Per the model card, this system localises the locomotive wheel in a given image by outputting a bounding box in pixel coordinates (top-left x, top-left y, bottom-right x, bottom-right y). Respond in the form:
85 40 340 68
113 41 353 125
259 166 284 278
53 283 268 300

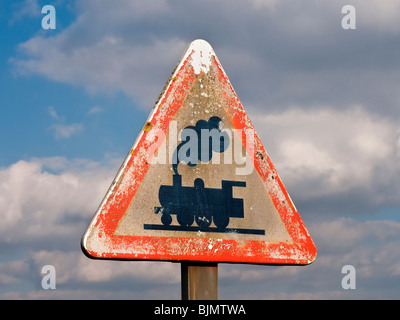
161 213 172 226
214 214 229 231
195 214 212 230
177 211 194 228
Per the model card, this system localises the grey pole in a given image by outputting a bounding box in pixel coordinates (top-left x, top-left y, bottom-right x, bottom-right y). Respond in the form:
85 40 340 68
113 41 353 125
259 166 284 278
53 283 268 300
181 262 218 300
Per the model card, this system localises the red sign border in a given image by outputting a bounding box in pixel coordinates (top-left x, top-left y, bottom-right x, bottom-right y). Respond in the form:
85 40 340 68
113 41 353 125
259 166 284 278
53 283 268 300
81 40 317 265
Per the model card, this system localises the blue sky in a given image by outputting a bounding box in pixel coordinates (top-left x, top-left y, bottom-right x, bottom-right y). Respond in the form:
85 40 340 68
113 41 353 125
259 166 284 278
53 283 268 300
1 0 400 299
0 1 148 166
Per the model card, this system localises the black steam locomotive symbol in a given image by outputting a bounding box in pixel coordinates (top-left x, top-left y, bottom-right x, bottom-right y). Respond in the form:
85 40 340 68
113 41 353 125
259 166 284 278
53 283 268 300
154 174 246 231
143 116 265 235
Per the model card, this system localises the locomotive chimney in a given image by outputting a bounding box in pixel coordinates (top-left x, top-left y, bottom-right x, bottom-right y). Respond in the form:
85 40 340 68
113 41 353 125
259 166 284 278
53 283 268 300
173 174 182 187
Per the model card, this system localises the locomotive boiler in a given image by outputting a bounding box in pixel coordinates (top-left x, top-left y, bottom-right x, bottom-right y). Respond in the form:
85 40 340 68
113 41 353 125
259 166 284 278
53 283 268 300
154 174 246 231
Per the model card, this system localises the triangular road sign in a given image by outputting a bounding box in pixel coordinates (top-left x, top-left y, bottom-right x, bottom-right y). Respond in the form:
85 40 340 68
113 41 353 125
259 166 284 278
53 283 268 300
81 39 317 265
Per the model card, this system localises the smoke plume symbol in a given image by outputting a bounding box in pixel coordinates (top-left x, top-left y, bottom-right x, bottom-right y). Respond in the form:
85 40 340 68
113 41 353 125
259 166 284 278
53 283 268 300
172 116 229 174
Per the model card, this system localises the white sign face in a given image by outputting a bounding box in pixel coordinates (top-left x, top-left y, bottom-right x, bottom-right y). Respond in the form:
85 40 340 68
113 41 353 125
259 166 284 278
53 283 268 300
81 39 317 265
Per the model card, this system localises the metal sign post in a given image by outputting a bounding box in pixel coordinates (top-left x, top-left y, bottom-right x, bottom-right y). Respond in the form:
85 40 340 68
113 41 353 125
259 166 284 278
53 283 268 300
181 262 218 300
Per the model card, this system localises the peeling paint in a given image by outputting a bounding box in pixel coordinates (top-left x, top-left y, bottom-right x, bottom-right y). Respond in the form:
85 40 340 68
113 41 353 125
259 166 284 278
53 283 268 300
185 39 213 75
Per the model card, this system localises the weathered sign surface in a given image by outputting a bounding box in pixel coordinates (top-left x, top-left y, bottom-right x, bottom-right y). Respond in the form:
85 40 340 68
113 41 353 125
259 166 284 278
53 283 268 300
81 39 317 265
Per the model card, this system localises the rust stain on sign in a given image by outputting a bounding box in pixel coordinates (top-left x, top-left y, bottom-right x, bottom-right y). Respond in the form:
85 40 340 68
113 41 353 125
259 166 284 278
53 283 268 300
81 39 317 265
143 122 153 132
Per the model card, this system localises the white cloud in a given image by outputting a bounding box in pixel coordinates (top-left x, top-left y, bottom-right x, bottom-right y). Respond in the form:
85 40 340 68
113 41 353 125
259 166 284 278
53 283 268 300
0 156 399 299
248 0 279 11
289 0 400 34
49 122 83 139
14 32 186 108
0 156 182 299
2 216 399 299
30 250 180 287
0 157 117 244
0 259 30 286
252 106 400 209
87 105 103 115
9 0 40 24
10 0 400 113
219 217 400 299
47 106 83 139
48 106 59 120
310 218 400 252
76 0 171 21
352 0 400 33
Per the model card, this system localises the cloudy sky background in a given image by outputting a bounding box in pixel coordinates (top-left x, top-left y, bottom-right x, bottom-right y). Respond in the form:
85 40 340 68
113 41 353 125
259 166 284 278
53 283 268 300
1 0 400 299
